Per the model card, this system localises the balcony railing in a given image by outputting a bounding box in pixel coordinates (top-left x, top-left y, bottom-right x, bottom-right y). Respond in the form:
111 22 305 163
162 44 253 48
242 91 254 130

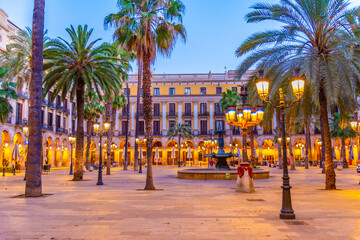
214 111 225 116
56 127 68 134
17 91 28 99
42 124 48 130
119 132 131 136
41 100 47 105
63 108 70 114
198 131 209 136
121 112 129 117
167 112 177 117
55 105 63 111
139 131 145 136
199 112 209 116
47 125 54 132
153 132 162 136
183 112 193 117
153 112 161 117
15 119 28 126
48 102 55 108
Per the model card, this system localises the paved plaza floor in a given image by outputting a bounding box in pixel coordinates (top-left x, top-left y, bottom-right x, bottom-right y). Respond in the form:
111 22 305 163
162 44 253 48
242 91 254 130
0 166 359 240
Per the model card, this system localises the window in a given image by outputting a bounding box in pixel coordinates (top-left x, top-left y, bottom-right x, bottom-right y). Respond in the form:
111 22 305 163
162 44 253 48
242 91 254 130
200 103 207 115
169 120 176 129
56 95 61 107
122 104 129 114
153 121 161 135
215 120 224 131
169 87 175 95
184 120 192 128
232 87 238 92
16 103 22 124
64 99 68 110
41 110 44 125
154 88 160 95
72 119 75 134
63 117 67 129
48 112 53 127
56 115 61 128
184 103 191 116
185 87 191 95
169 103 176 115
121 121 128 135
216 87 222 95
153 103 160 116
214 103 222 114
200 120 207 134
123 88 130 95
139 103 144 115
48 91 52 103
139 121 145 135
200 87 206 95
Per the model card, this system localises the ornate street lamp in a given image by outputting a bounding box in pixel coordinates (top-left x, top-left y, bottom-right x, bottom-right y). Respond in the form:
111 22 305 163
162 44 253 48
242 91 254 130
225 85 264 164
93 118 110 185
136 138 146 173
255 69 305 220
69 135 76 175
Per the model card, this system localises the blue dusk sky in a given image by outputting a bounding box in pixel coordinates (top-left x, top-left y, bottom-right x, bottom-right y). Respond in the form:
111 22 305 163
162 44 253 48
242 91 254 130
0 0 358 74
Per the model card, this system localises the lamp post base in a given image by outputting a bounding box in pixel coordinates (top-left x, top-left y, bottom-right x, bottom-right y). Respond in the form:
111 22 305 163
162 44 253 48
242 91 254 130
280 211 296 219
96 180 103 185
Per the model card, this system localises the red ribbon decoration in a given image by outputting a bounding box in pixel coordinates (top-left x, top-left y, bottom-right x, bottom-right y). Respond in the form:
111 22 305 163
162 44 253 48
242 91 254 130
237 165 253 179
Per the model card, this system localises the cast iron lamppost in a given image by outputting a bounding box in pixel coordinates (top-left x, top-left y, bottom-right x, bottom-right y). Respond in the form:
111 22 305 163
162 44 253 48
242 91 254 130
225 85 264 163
255 69 305 219
93 119 110 185
69 135 76 175
136 138 146 173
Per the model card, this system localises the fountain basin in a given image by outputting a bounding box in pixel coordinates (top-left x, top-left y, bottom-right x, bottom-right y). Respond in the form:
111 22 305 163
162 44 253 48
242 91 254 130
177 168 269 180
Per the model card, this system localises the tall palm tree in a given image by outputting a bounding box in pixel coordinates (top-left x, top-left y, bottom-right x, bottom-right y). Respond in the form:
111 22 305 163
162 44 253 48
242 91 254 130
43 25 124 181
84 91 105 170
330 112 356 168
0 68 18 123
166 122 193 167
25 0 45 197
236 0 359 189
104 0 186 190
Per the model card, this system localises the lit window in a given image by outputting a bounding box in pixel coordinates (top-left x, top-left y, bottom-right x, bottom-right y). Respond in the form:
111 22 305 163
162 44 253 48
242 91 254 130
185 87 191 95
154 88 160 95
169 88 175 95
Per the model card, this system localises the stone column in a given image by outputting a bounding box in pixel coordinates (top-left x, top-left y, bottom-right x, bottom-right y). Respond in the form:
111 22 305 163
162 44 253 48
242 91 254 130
60 112 64 128
52 111 56 130
44 106 48 126
51 143 55 168
209 101 214 132
194 102 198 135
178 101 182 123
23 99 28 122
162 102 167 136
59 146 63 167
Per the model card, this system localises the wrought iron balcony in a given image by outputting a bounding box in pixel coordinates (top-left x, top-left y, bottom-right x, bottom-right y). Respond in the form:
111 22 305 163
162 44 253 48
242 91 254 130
167 112 177 117
199 112 209 116
183 112 193 117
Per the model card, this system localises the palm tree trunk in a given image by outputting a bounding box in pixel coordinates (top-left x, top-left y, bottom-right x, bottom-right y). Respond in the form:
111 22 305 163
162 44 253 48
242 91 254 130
143 52 155 190
305 118 311 169
111 106 117 165
250 127 255 165
319 83 336 189
25 0 44 197
320 115 326 172
341 138 347 168
276 109 282 169
85 120 92 170
73 78 85 181
105 100 112 175
134 59 142 171
124 80 130 170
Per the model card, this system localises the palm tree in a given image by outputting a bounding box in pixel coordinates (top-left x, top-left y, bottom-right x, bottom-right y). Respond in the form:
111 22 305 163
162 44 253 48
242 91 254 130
84 91 105 170
104 0 186 190
236 0 359 189
219 88 241 148
0 68 18 123
43 25 124 181
330 113 356 168
25 0 45 197
166 122 193 167
0 27 49 87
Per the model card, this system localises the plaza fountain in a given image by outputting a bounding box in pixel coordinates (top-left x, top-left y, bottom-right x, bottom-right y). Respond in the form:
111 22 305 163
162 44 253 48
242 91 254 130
177 129 269 180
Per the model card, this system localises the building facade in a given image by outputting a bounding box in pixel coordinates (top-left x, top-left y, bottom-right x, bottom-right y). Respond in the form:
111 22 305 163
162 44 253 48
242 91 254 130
0 9 359 170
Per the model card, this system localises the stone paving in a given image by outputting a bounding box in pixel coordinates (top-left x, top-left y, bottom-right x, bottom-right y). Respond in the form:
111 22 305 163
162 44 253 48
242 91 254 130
0 166 359 240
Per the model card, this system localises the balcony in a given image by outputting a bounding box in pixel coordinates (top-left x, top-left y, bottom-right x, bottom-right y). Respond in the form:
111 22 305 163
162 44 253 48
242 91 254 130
139 131 145 136
6 118 12 124
233 130 241 136
42 124 48 130
198 131 209 136
119 132 131 136
55 105 63 111
15 119 28 126
17 91 28 99
47 125 54 132
214 111 225 116
183 112 193 117
153 112 161 117
153 132 162 136
167 112 177 117
41 100 47 105
48 102 55 108
199 112 209 116
63 108 70 114
121 112 129 118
